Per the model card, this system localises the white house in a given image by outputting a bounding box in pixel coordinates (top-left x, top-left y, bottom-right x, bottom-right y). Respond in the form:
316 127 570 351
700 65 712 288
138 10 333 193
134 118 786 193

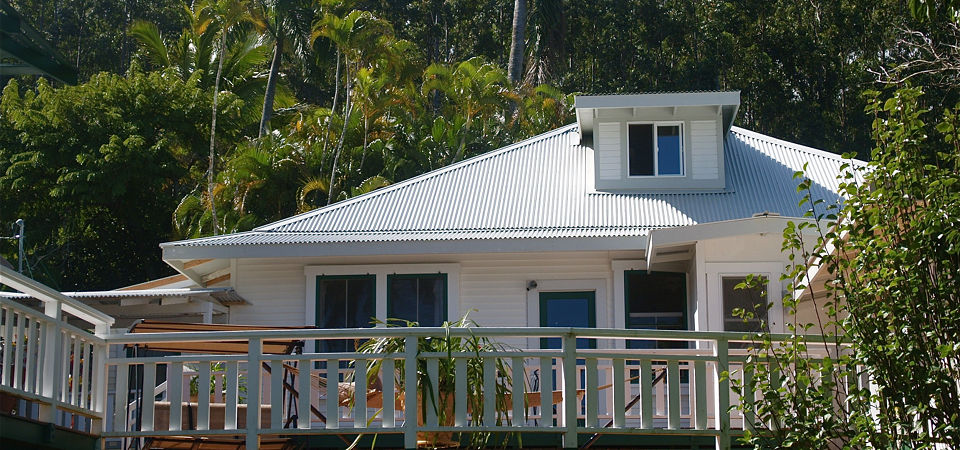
0 91 859 449
153 91 847 339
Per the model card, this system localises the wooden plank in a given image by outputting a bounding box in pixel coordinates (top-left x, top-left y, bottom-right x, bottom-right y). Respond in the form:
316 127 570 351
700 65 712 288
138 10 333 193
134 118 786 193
483 357 496 426
80 343 91 409
297 361 311 429
2 308 12 386
197 363 211 430
326 360 339 429
539 357 553 427
113 364 128 432
59 331 70 402
382 358 395 428
454 358 467 427
25 319 38 393
70 336 81 405
246 338 262 449
224 361 239 430
715 340 731 450
167 363 183 431
585 358 598 428
426 358 438 426
511 357 525 426
639 360 653 429
694 360 707 430
354 358 367 428
612 359 625 428
561 335 577 448
270 360 283 428
667 360 680 429
743 364 755 432
141 362 156 432
403 336 418 449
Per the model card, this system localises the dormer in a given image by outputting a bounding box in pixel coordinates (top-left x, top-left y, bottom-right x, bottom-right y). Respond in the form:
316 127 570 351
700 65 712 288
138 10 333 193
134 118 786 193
575 91 740 191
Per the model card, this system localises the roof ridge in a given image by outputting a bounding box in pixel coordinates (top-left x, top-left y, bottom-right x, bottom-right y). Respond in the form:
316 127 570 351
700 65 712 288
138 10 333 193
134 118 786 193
254 124 579 232
729 126 867 165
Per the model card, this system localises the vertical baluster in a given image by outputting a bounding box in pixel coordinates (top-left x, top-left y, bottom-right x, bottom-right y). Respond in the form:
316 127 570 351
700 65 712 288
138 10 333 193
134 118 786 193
403 336 418 450
114 364 129 432
382 358 395 428
561 335 578 448
247 338 262 448
81 343 92 409
25 318 38 393
59 331 70 402
585 358 598 428
454 357 467 427
511 357 525 426
224 361 239 430
667 360 680 429
70 336 81 406
2 308 12 386
141 362 156 432
715 339 731 450
168 362 183 431
639 360 653 429
297 359 311 429
354 358 367 429
743 364 755 432
12 313 24 390
768 362 782 431
326 359 339 429
612 359 625 428
483 357 497 426
539 357 553 427
694 360 707 430
197 363 211 430
270 360 283 429
92 340 108 417
425 357 439 427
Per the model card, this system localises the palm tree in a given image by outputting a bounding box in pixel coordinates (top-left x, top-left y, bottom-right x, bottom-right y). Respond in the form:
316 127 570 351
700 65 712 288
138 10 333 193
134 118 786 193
508 0 527 85
525 0 565 86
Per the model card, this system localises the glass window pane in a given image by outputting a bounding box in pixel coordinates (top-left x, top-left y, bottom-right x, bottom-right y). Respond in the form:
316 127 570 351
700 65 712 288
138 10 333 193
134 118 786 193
657 125 682 175
722 276 768 332
347 278 376 328
417 275 446 327
388 277 419 324
318 279 347 329
541 293 595 349
629 124 654 176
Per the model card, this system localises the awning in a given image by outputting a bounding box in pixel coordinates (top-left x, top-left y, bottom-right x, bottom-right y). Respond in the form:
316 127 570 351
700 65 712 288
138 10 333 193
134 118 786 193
126 320 312 355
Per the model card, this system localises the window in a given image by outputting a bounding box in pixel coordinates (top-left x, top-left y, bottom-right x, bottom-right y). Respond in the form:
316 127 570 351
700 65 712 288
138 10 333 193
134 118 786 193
316 275 375 352
722 276 768 332
628 123 684 176
624 271 686 349
387 274 447 327
539 291 596 349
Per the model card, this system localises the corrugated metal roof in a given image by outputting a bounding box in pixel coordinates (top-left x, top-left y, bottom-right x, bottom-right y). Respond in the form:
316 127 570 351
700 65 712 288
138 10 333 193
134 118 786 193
163 124 860 249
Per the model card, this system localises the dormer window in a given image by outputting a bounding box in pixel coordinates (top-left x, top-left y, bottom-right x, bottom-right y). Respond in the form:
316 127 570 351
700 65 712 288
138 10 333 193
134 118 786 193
628 123 684 176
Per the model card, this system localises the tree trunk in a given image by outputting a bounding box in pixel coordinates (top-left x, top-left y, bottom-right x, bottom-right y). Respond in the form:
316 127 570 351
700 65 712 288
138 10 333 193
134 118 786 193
327 57 352 205
208 31 227 235
259 36 283 138
507 0 527 85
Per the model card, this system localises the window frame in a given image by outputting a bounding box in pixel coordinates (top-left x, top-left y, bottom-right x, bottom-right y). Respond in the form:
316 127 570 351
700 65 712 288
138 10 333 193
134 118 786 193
314 274 377 353
626 121 686 178
386 273 449 327
704 262 785 333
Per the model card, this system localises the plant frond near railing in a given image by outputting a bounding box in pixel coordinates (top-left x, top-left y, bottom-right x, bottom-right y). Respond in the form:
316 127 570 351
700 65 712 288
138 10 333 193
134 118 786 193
356 312 518 448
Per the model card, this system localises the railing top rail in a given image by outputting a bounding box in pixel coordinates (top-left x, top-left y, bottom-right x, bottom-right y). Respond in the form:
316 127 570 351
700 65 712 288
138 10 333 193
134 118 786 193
0 295 107 344
0 265 114 328
104 325 849 345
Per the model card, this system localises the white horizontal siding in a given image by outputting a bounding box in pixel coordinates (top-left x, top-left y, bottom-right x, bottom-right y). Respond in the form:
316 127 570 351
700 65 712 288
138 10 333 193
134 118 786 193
231 260 308 326
690 120 719 180
596 122 622 180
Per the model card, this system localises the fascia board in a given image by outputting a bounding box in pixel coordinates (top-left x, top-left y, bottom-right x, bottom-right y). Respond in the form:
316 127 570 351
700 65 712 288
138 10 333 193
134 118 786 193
162 235 649 261
575 91 741 109
648 216 816 250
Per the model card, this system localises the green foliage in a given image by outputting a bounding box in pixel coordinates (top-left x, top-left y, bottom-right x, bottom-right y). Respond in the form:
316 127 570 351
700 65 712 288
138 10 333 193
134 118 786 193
734 87 960 448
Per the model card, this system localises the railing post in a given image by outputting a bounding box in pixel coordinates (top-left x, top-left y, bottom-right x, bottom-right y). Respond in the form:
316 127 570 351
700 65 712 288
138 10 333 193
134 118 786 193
91 323 109 434
246 338 262 449
714 338 730 450
404 335 418 449
561 333 578 449
39 300 62 423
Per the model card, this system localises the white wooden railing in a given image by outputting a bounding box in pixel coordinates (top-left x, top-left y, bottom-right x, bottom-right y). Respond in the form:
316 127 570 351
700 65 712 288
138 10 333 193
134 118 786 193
0 265 114 432
100 327 850 449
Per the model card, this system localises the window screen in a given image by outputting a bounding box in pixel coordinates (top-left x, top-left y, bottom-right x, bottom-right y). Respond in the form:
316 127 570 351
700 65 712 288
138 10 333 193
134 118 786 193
317 276 375 352
628 124 654 176
625 271 686 349
387 274 447 327
722 276 768 332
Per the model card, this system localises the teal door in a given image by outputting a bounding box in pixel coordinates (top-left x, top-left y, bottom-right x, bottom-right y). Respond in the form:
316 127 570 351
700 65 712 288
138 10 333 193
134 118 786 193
539 291 596 349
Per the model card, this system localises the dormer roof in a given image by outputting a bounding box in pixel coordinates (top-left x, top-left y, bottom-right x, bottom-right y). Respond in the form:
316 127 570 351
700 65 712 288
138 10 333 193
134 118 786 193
575 91 741 141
